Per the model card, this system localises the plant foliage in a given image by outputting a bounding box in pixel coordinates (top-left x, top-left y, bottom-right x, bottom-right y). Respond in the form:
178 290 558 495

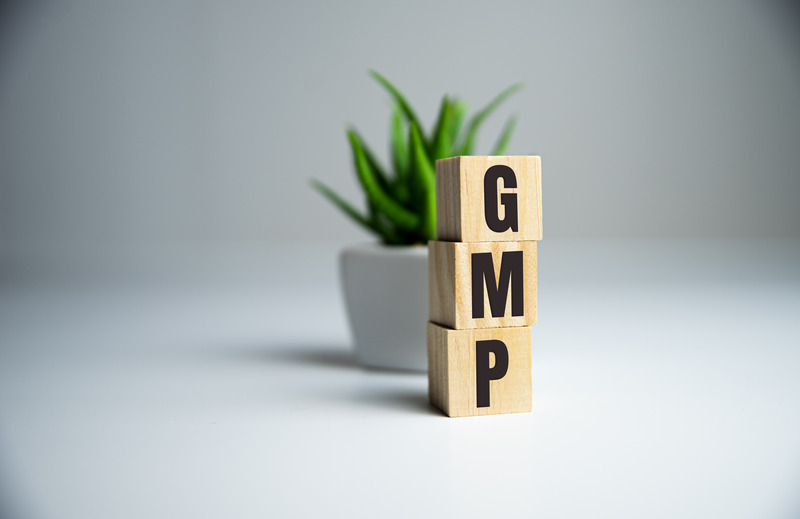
312 70 522 245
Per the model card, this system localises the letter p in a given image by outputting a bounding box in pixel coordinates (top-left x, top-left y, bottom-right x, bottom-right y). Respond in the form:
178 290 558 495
476 340 509 408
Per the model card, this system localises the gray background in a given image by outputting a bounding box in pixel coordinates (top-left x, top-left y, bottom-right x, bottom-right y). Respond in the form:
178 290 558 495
2 3 800 518
1 0 799 259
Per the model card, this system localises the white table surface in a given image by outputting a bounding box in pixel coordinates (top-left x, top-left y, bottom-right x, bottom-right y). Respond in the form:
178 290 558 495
1 240 799 519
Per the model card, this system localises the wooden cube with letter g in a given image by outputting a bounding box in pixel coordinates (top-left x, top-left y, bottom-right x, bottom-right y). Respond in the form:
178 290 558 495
427 322 532 417
436 156 542 243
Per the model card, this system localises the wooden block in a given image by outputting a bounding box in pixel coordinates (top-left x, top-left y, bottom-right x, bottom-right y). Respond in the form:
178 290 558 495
436 156 543 242
428 240 537 330
427 322 532 417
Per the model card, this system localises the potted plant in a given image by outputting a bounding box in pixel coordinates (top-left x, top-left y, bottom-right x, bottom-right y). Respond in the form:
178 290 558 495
312 70 521 371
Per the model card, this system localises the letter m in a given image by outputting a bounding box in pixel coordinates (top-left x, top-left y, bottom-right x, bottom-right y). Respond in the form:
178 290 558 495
471 251 524 319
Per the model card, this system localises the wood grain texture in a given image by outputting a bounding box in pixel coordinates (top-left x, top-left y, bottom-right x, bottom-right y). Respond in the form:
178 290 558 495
436 156 543 243
427 322 532 417
428 240 537 330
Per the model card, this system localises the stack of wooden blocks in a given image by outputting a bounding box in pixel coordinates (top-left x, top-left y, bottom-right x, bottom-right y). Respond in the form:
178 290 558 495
428 156 543 417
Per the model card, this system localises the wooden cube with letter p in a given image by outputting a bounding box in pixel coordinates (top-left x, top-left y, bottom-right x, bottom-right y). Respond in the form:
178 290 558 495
428 322 532 417
436 156 542 243
429 240 537 330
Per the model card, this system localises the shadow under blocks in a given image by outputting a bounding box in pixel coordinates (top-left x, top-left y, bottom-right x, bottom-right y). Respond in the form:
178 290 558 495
428 156 542 417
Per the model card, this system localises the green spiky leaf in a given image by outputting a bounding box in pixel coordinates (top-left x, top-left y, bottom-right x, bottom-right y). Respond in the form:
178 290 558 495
430 96 455 161
348 130 419 231
409 122 436 241
351 129 392 194
389 103 410 202
459 83 522 155
491 116 517 155
369 70 426 140
311 179 381 235
448 100 467 149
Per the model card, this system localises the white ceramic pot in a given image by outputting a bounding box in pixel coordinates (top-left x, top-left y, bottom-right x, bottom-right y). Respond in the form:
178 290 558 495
340 243 428 371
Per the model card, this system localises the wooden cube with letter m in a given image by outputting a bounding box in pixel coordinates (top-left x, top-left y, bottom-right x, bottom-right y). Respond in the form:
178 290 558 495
429 240 537 330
